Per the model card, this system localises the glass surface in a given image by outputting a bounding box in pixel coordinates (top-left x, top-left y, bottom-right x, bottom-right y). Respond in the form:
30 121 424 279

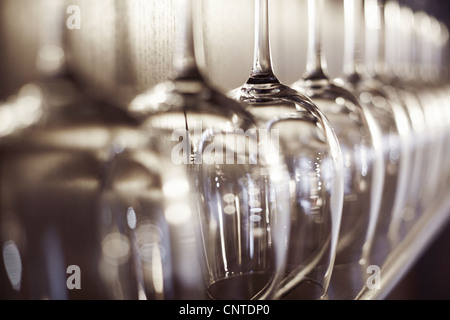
97 131 205 299
409 11 448 212
336 0 412 264
291 0 382 268
377 1 445 243
125 0 291 300
0 0 139 299
378 1 427 243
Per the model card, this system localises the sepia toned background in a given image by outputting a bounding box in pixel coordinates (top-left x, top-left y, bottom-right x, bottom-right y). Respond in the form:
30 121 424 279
0 0 449 299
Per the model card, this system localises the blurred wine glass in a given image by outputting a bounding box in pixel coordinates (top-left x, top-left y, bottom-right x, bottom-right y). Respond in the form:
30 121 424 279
126 0 292 300
292 0 382 271
0 0 139 299
336 0 412 265
434 23 450 192
229 0 344 300
97 130 205 299
380 1 444 243
410 11 449 211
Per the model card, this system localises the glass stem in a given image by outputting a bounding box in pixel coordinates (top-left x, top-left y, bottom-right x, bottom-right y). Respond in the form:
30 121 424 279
173 0 201 79
364 0 386 78
248 0 279 83
304 0 328 81
343 0 364 80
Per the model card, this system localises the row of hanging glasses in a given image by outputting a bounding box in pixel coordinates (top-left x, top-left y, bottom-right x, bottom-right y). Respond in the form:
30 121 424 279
0 0 449 300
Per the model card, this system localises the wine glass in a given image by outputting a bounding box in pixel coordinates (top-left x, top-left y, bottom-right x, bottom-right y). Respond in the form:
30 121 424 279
126 0 292 300
291 0 382 272
381 2 439 242
335 0 412 265
434 22 450 195
0 0 139 299
228 0 344 300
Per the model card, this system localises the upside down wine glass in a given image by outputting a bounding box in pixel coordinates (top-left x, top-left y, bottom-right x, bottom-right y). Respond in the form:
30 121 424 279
229 0 344 299
381 1 430 243
0 0 138 299
126 0 291 300
291 0 383 269
338 0 411 265
97 130 207 299
426 21 450 194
